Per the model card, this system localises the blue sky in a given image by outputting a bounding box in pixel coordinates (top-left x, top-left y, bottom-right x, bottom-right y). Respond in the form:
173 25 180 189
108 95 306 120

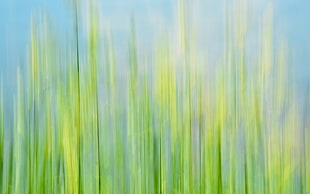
0 0 309 98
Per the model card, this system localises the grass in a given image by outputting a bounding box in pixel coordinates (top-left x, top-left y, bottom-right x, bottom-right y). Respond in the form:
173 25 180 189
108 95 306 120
0 0 309 193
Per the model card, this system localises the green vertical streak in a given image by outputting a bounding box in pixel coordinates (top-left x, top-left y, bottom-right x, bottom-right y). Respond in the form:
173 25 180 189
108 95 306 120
128 16 138 194
0 80 3 191
198 81 204 194
88 1 101 193
14 67 24 194
306 92 310 194
105 31 123 194
30 19 38 194
187 50 193 194
73 1 82 193
304 88 310 194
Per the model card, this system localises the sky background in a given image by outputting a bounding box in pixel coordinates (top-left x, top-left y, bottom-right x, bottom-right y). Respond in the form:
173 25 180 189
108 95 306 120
0 0 309 102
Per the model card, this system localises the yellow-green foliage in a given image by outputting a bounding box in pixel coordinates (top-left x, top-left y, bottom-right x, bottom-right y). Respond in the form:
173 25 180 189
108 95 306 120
0 0 309 194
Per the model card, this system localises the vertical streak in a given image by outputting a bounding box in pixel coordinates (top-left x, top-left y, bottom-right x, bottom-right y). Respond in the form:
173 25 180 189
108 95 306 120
74 2 82 193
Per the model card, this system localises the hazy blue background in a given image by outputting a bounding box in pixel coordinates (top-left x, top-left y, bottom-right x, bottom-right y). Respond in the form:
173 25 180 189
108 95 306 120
0 0 309 103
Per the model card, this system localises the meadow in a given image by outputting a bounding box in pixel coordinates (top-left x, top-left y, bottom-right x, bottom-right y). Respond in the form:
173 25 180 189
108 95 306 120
0 0 309 193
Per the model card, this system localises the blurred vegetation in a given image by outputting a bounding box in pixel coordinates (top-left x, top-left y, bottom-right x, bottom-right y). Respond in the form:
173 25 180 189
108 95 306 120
0 0 309 193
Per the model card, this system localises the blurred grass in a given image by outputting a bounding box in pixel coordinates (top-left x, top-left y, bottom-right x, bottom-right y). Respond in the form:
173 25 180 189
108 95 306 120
0 0 309 193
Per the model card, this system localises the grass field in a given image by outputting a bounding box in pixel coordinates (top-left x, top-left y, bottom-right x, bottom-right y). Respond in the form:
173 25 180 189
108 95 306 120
0 0 309 193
